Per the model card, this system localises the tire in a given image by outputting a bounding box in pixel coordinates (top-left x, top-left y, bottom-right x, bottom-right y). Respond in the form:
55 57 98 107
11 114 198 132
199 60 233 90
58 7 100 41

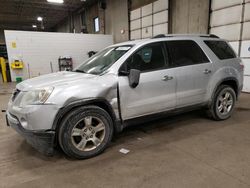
207 85 236 121
58 105 113 159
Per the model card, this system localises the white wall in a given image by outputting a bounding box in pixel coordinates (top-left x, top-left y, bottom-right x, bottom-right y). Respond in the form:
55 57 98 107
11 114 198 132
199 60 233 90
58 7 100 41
4 30 113 81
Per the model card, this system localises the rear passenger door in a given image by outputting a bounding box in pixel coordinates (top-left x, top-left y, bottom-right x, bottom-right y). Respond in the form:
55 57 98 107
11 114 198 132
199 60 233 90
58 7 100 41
166 40 213 107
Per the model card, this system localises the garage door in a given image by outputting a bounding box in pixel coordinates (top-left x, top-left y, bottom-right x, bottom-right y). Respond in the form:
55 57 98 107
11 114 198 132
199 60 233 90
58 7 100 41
209 0 250 92
130 0 169 40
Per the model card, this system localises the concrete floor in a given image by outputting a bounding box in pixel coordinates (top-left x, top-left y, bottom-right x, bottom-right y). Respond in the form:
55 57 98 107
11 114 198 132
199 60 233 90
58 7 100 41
1 83 250 188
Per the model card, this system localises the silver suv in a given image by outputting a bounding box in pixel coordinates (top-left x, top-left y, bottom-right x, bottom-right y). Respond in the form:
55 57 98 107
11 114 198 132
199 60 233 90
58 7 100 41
6 34 244 159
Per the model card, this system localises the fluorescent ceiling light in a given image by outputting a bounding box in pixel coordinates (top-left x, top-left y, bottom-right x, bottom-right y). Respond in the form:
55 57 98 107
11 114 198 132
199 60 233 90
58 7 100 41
47 0 64 3
37 16 43 21
32 25 37 28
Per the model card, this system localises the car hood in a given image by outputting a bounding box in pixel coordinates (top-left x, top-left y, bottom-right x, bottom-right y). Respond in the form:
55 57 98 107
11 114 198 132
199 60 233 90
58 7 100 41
16 71 102 91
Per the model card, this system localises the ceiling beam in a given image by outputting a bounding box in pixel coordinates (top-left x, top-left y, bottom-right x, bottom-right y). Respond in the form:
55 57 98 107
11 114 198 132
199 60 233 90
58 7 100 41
0 23 49 31
0 13 65 22
0 0 84 11
0 0 87 30
0 19 59 29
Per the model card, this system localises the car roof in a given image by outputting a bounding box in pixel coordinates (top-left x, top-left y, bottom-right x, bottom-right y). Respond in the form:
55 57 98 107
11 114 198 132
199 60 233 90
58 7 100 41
110 34 222 47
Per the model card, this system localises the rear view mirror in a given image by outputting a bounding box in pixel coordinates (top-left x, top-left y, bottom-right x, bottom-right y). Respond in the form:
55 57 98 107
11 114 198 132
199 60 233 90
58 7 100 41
129 69 140 88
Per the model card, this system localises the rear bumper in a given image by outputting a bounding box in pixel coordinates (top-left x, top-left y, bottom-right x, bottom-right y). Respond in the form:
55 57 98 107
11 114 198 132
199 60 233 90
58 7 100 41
6 112 55 155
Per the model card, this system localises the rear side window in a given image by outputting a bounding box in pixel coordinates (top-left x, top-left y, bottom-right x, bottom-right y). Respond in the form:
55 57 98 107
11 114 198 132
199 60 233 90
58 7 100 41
204 40 236 60
166 40 209 67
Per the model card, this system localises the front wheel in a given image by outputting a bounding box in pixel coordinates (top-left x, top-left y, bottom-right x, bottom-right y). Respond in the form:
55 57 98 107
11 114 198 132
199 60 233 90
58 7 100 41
208 85 236 121
58 106 113 159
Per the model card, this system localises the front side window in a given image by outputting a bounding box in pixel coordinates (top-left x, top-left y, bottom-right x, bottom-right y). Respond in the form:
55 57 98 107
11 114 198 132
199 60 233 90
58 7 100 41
204 40 236 60
166 40 209 67
75 46 132 75
124 42 166 72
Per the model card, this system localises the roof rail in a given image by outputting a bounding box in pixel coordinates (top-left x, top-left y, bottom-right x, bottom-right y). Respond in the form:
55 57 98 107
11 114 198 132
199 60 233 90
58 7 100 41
152 34 220 39
208 34 219 38
152 34 166 38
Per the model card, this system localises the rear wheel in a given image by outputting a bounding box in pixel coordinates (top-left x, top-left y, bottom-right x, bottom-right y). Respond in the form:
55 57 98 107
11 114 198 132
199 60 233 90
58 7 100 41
59 106 113 159
208 85 236 120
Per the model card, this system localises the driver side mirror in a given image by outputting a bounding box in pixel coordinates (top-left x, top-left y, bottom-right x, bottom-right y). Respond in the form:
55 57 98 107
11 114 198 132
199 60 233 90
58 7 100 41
119 66 141 88
128 69 140 88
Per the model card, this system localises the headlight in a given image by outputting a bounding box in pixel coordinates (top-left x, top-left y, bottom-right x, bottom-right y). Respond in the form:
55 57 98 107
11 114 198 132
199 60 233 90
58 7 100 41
20 87 54 107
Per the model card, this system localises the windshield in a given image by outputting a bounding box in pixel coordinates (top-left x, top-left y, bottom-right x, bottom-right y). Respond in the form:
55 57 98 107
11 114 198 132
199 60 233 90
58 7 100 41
74 45 132 75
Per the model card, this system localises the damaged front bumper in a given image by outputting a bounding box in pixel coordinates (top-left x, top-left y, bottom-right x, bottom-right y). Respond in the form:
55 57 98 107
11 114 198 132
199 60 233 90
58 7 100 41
6 111 55 155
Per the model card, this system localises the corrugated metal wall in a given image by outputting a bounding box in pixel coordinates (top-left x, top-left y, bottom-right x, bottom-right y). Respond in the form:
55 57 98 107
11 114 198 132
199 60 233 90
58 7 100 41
129 0 169 40
209 0 250 92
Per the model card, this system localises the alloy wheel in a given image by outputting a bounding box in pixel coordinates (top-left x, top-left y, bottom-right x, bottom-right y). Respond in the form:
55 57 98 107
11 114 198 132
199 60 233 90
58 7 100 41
71 116 106 152
217 91 234 116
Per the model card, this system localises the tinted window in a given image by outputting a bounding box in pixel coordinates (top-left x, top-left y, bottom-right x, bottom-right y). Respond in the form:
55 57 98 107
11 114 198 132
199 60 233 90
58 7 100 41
204 40 236 60
125 42 166 72
166 40 209 67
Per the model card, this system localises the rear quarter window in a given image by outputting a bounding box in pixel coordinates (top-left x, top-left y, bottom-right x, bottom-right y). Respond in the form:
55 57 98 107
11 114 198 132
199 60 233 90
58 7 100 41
204 40 236 60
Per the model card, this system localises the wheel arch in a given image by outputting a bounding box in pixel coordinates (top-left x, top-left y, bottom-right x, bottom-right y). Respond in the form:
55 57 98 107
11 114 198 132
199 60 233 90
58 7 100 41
52 99 122 137
210 77 239 105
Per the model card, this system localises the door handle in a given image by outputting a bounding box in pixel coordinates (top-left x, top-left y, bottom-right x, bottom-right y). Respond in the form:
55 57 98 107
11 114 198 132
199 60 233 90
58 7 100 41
203 69 212 74
162 75 173 81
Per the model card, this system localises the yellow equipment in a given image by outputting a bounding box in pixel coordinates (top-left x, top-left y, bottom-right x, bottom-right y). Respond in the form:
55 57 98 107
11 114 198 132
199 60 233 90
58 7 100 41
11 60 24 69
0 57 7 83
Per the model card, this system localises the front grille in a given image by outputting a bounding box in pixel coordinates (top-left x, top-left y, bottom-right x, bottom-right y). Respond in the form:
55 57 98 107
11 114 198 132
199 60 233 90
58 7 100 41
11 89 20 102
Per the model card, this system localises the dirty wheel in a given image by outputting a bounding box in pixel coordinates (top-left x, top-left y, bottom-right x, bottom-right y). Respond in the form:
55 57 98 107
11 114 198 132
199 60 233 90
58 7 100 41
208 85 236 121
59 105 113 159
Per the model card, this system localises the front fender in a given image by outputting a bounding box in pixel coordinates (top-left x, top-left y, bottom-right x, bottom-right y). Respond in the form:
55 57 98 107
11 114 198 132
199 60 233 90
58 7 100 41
51 98 122 133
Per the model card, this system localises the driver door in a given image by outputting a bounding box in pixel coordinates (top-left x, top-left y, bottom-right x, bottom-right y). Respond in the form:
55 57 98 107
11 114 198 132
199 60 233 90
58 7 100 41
118 42 177 120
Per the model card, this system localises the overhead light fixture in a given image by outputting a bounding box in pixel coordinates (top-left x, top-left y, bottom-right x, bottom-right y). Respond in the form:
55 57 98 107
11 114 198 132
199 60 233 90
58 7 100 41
37 16 43 21
32 25 37 28
47 0 64 3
